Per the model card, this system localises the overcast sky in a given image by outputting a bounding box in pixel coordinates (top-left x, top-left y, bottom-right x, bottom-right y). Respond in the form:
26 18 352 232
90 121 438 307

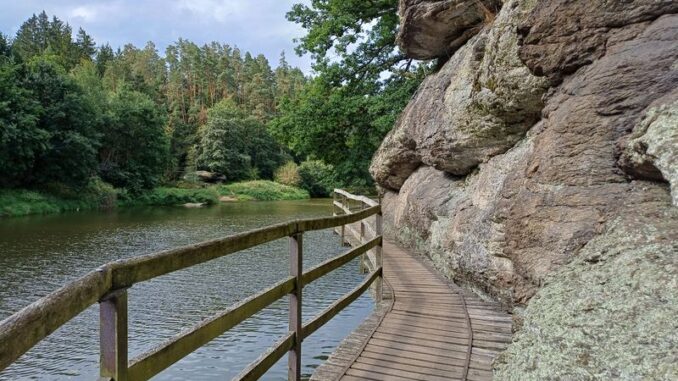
0 0 314 73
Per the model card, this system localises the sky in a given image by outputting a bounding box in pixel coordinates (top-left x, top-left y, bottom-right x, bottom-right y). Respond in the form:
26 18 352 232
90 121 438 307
0 0 314 73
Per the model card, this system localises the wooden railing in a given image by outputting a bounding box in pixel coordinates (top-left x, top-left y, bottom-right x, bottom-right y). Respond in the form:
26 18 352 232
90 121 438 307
0 190 382 381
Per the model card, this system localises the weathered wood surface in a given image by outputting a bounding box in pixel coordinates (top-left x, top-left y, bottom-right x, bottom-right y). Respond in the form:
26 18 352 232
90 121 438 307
0 267 113 371
234 332 295 381
333 189 379 207
312 236 513 381
0 202 380 375
127 277 296 380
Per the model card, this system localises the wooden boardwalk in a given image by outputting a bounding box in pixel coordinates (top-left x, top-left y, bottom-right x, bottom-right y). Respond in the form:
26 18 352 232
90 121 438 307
313 240 513 381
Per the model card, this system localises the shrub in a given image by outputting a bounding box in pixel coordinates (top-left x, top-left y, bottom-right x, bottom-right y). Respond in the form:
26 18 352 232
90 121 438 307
0 178 117 217
274 162 301 187
118 187 219 207
298 160 338 197
219 180 309 201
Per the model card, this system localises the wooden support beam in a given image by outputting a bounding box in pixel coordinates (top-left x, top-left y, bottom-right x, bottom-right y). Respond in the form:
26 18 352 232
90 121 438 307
359 221 366 273
99 289 128 381
127 277 295 380
301 236 381 286
302 268 381 339
288 233 303 381
234 332 295 381
375 211 384 301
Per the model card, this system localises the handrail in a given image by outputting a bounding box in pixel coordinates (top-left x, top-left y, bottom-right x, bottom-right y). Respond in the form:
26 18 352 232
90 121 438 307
333 189 378 207
0 190 383 381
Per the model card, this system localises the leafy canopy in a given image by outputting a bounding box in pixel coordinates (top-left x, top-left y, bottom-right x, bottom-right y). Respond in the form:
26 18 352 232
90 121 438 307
271 0 428 185
196 100 288 182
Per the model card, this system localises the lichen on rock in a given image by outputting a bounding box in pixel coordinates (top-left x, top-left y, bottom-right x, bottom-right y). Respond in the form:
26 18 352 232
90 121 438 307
372 0 678 377
621 95 678 206
494 205 678 380
371 0 548 189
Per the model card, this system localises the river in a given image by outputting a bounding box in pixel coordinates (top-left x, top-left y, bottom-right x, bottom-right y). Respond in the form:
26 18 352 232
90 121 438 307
0 200 374 380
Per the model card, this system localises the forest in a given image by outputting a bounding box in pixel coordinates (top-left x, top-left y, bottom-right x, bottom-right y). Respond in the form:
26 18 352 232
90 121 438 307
0 1 428 215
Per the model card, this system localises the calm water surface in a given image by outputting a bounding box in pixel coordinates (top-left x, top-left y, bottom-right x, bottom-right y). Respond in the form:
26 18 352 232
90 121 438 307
0 200 374 380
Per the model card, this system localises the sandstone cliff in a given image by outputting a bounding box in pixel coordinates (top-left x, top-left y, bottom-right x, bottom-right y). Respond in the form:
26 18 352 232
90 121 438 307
371 0 678 378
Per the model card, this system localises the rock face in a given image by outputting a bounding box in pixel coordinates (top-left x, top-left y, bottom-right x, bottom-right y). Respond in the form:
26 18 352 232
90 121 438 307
620 93 678 206
397 0 502 59
373 0 549 189
373 0 677 375
494 205 678 379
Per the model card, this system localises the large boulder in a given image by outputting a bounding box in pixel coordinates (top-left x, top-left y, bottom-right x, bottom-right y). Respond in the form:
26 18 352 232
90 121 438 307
397 0 502 59
494 204 678 379
372 0 548 190
373 0 678 310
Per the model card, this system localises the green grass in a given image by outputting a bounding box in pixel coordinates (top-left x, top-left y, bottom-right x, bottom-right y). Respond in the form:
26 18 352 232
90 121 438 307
120 180 308 207
0 180 309 218
218 180 309 201
118 187 220 207
0 179 116 218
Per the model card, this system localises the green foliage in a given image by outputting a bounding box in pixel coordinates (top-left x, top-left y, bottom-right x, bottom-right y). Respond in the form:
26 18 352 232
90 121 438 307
119 187 219 207
0 178 116 217
287 0 404 84
298 160 338 197
274 162 301 187
11 11 88 70
19 56 100 187
0 60 43 187
100 88 169 192
269 71 424 185
273 0 429 185
196 100 287 182
219 180 309 201
0 33 10 57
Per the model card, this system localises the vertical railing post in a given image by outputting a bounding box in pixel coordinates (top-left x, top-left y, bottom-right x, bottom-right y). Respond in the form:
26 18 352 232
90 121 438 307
358 220 366 273
332 191 337 218
375 210 383 301
288 233 303 381
99 289 128 381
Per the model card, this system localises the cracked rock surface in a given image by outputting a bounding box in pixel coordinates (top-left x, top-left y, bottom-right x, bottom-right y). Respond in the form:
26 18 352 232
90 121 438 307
373 0 677 376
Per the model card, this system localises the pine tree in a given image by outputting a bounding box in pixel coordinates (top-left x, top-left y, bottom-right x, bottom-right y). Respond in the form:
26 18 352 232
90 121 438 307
75 28 96 61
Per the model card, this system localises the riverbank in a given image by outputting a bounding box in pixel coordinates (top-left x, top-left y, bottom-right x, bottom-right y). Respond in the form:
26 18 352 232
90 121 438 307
0 180 310 218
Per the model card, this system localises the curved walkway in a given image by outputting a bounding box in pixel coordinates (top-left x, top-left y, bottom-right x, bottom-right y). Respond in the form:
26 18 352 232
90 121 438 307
312 240 513 381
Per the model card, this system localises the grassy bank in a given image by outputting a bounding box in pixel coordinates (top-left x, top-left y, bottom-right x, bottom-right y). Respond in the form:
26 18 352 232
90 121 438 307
1 180 310 218
0 179 116 218
218 180 310 201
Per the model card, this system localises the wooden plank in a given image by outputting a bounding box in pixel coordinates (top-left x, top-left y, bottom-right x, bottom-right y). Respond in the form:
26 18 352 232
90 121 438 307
99 289 128 381
357 350 469 373
302 268 381 339
302 236 381 286
234 332 295 381
289 234 302 381
368 336 470 355
360 345 490 370
111 222 294 288
354 356 465 378
297 206 380 233
127 277 295 381
374 212 383 301
0 266 113 371
333 189 379 207
110 206 379 288
333 200 352 215
351 361 453 381
345 367 419 381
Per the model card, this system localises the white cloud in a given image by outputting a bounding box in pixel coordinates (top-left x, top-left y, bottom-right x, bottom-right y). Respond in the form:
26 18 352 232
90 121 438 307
173 0 249 22
70 6 97 22
67 2 125 24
